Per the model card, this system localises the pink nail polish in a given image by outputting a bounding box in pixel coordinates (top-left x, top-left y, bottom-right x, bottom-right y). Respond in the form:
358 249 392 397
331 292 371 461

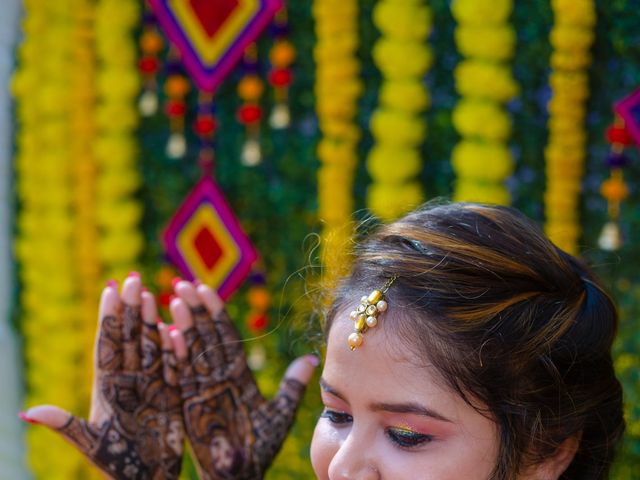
306 355 320 367
142 287 149 293
18 412 40 425
128 271 141 278
156 317 164 325
169 294 177 303
171 277 183 288
168 325 177 332
106 279 118 289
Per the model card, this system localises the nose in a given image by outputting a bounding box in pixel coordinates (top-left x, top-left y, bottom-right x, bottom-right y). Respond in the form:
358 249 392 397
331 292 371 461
327 430 380 480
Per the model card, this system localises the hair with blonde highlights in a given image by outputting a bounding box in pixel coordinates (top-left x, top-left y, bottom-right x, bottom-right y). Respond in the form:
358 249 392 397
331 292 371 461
326 203 624 479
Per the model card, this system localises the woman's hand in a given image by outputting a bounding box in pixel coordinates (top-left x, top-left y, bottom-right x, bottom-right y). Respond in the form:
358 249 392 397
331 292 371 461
168 280 318 480
22 275 184 479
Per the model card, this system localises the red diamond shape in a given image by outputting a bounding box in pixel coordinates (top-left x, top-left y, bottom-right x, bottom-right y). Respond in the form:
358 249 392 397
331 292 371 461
193 226 223 270
189 0 239 38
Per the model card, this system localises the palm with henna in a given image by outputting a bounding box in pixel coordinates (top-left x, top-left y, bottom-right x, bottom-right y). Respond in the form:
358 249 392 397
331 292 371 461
22 275 184 479
167 280 318 480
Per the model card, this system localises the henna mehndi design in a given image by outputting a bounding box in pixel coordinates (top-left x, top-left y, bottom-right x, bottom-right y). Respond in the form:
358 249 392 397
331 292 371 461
177 306 307 480
57 302 184 479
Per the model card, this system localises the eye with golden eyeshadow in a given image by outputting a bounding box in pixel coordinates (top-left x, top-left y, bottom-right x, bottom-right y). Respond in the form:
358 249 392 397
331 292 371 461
385 425 434 449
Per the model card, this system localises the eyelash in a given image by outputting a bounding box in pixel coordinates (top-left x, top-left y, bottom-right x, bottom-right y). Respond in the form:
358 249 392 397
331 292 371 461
320 409 353 425
321 409 433 449
385 428 433 448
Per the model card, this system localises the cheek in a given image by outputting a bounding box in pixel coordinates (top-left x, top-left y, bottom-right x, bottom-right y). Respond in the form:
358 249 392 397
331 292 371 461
310 419 340 479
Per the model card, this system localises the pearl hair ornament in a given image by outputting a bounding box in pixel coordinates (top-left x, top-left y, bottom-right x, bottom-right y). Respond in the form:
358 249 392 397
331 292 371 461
347 276 397 350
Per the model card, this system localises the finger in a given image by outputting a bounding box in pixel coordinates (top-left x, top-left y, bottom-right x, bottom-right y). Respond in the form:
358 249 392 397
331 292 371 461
121 275 143 371
264 355 318 419
170 297 212 378
23 406 99 455
140 291 161 376
95 285 123 373
170 327 197 400
251 356 319 474
169 326 188 362
196 283 243 358
159 322 179 386
176 281 225 371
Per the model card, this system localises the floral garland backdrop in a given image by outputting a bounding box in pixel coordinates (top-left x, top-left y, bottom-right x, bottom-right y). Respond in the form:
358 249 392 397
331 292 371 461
9 0 640 478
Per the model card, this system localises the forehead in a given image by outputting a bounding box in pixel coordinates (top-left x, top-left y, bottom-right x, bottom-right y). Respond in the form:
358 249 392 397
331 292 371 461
324 309 448 403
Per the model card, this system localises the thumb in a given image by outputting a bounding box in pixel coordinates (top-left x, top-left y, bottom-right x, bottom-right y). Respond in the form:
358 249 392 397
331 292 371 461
282 354 319 393
23 405 73 429
271 354 319 416
252 355 319 475
23 405 97 454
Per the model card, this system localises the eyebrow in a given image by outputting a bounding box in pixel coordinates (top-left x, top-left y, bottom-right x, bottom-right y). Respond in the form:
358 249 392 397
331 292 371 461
319 378 453 423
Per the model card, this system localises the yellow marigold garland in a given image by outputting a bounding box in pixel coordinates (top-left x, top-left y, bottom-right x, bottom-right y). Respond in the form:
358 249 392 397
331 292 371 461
367 0 432 221
314 0 362 285
544 0 595 254
95 0 143 280
451 0 518 204
13 0 89 476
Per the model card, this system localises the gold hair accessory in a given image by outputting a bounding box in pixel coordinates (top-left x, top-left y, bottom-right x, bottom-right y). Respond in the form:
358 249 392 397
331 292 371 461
347 276 397 350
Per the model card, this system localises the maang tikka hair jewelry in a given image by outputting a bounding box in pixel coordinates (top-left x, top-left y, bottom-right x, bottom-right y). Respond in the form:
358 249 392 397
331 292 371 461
348 276 397 350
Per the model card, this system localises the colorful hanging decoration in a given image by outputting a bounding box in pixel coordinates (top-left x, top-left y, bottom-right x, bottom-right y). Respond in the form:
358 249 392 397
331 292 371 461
237 43 264 166
314 0 362 286
367 0 432 221
164 49 190 158
138 3 163 116
148 1 281 298
245 268 271 371
268 6 295 129
162 176 258 301
543 0 596 255
149 0 282 92
451 0 518 205
597 88 640 251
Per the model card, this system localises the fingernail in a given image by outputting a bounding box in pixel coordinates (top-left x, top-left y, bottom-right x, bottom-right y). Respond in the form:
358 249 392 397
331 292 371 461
194 279 201 286
106 279 118 289
142 287 149 293
305 355 320 367
168 325 177 332
128 271 141 278
169 294 177 304
18 412 39 425
156 317 164 325
171 277 183 288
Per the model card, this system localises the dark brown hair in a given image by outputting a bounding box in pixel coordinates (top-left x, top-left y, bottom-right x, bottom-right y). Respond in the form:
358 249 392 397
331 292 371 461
326 203 624 479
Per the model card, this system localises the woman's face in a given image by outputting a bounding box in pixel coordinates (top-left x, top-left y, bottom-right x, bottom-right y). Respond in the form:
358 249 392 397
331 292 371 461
310 311 500 480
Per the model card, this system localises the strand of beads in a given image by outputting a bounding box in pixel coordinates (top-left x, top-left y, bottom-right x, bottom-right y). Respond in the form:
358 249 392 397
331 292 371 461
348 284 390 351
367 0 432 221
597 115 633 251
450 0 518 204
314 0 362 285
543 0 596 255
